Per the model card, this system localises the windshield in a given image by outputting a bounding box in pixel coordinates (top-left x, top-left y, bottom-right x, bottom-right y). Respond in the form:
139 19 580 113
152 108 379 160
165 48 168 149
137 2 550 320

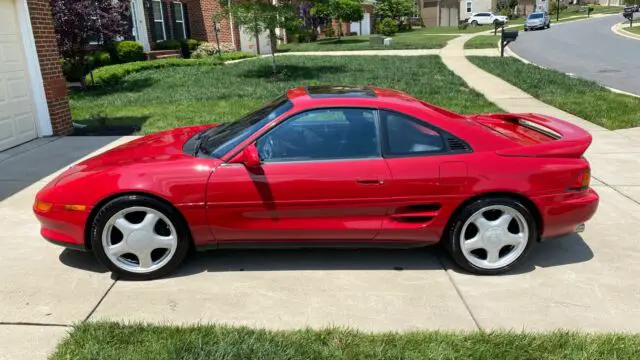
528 13 543 19
198 96 293 158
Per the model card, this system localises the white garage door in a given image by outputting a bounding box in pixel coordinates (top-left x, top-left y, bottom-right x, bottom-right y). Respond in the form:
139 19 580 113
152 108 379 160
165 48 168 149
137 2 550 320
0 0 38 152
349 13 371 36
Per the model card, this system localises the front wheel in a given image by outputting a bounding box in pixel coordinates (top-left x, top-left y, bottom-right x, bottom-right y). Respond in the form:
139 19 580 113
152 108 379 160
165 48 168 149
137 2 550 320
90 195 190 280
444 197 536 275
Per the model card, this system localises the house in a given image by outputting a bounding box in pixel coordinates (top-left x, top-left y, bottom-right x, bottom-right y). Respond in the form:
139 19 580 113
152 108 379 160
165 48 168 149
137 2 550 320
419 0 460 27
0 0 73 151
459 0 496 20
130 0 240 52
331 1 375 36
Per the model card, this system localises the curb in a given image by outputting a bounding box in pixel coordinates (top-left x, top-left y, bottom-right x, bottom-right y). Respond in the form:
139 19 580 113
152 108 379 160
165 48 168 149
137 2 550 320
611 21 640 41
506 46 640 98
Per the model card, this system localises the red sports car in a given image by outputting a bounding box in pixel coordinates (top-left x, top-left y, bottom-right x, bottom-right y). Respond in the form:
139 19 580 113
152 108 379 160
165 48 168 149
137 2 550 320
34 86 598 280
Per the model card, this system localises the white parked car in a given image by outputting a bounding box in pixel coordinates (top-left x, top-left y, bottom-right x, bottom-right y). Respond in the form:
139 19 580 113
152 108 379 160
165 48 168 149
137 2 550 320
467 12 509 26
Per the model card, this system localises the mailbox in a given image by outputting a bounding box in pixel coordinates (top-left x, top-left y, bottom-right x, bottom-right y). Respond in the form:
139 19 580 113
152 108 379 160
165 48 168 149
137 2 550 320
500 29 518 57
502 29 518 42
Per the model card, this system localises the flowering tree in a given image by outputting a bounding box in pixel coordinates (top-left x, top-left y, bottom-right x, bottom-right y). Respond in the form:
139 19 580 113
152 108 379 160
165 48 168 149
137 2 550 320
51 0 132 76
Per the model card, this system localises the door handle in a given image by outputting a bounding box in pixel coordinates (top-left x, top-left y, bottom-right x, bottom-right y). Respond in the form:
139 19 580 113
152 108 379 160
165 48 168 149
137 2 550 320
356 178 384 185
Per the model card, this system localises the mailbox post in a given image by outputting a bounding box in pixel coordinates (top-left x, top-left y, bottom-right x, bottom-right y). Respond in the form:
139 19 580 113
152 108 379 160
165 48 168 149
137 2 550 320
624 7 634 27
501 28 518 58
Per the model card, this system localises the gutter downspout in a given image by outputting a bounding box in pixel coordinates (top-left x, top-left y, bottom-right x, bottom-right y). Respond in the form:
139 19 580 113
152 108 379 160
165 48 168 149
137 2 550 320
229 0 236 50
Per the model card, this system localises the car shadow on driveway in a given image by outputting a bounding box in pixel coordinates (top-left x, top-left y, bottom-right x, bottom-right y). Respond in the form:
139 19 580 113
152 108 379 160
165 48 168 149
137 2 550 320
58 233 593 279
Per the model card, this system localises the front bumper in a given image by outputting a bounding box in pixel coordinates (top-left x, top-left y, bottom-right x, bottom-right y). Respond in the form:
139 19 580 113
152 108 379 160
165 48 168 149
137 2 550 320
533 188 599 240
34 203 91 250
525 23 545 29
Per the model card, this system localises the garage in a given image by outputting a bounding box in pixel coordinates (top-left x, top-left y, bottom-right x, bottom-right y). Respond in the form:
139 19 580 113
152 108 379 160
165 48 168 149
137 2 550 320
0 0 70 153
0 0 39 151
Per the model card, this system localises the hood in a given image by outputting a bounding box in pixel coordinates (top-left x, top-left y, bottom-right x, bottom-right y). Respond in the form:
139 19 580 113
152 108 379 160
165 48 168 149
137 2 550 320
56 125 214 181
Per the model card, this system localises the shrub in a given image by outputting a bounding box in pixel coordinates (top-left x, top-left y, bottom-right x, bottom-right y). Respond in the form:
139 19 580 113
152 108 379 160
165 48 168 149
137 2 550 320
310 29 319 42
220 51 257 61
87 51 112 68
61 59 84 82
322 27 335 38
346 31 358 36
155 39 182 50
191 42 235 58
378 18 398 36
113 41 145 63
86 57 223 86
297 30 310 43
180 39 200 58
549 1 568 13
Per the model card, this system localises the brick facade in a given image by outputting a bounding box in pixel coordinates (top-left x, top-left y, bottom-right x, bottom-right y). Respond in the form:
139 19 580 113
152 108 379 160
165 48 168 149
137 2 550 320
143 0 239 50
27 0 73 136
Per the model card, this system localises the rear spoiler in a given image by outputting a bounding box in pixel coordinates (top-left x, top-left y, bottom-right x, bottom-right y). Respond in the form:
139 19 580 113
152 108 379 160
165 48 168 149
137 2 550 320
471 113 593 158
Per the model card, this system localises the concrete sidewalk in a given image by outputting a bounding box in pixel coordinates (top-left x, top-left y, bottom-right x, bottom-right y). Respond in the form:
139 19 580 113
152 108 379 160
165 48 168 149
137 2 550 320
440 34 640 332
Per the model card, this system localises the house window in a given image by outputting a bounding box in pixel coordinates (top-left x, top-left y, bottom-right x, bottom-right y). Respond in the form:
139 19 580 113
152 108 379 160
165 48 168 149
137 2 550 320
151 0 166 41
466 1 472 12
173 2 187 39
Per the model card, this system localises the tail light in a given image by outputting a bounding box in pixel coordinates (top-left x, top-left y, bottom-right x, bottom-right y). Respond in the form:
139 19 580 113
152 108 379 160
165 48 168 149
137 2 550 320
569 169 591 191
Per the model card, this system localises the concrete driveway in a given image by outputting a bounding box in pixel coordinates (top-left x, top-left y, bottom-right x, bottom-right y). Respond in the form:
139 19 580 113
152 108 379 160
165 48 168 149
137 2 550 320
1 130 640 359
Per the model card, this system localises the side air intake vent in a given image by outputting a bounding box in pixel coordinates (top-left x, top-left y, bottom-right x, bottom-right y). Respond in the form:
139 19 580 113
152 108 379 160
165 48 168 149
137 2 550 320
446 137 471 152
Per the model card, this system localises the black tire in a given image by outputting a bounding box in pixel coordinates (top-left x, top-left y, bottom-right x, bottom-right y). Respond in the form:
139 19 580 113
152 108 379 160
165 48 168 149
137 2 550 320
524 28 529 31
471 20 478 26
444 197 537 275
90 195 190 280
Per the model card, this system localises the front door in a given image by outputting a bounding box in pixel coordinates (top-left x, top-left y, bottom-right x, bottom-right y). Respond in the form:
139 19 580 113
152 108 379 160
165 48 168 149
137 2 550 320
207 107 391 244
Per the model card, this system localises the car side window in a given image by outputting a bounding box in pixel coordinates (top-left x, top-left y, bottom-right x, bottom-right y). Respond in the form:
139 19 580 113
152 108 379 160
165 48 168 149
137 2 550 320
380 110 444 156
257 108 379 162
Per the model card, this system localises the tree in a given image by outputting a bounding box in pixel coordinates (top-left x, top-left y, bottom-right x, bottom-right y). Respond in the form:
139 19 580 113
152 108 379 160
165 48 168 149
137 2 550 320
496 0 519 15
312 0 364 38
222 0 301 75
375 0 414 30
51 0 131 80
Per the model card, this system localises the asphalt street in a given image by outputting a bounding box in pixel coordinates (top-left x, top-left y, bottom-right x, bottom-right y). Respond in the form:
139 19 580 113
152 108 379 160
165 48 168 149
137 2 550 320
510 13 640 95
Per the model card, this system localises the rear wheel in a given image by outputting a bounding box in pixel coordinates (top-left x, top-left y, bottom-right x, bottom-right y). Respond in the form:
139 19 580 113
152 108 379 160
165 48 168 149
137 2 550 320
445 197 536 275
90 195 190 280
471 20 478 26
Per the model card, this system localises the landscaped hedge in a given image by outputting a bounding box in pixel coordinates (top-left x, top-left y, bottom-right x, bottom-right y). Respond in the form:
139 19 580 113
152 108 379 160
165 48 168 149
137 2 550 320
111 40 145 63
86 52 255 86
181 39 201 58
155 39 182 50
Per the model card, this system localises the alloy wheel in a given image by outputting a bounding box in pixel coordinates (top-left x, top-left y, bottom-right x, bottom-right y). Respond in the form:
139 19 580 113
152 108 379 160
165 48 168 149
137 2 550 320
101 206 178 274
459 205 529 270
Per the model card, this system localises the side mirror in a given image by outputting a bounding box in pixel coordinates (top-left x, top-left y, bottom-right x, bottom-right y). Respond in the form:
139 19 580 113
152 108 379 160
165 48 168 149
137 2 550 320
242 143 261 168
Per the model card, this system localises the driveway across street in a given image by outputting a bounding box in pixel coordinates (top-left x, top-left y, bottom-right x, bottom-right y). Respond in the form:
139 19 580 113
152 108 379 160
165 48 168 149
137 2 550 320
2 117 640 358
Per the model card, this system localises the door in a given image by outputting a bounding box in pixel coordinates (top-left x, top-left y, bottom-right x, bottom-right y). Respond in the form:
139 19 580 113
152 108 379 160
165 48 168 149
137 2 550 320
131 0 150 52
376 110 469 243
0 0 38 152
207 107 391 243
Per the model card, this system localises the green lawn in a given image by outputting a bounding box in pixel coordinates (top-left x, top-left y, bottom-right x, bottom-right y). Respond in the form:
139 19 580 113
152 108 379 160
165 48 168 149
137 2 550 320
464 35 500 49
414 25 494 34
52 322 640 360
468 57 640 129
278 33 457 52
70 56 500 134
623 24 640 35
